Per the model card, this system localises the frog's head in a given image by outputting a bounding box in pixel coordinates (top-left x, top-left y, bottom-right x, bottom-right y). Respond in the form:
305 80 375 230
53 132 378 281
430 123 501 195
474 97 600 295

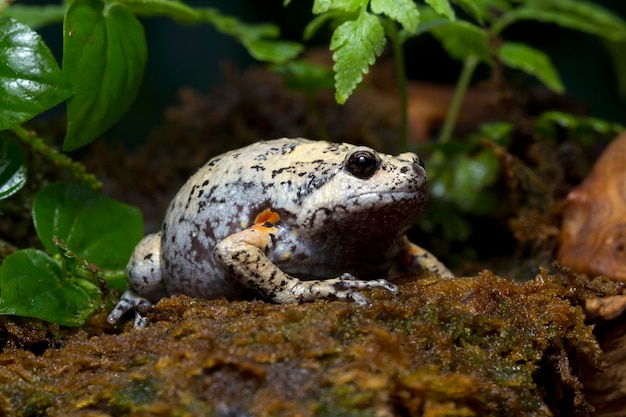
297 144 428 239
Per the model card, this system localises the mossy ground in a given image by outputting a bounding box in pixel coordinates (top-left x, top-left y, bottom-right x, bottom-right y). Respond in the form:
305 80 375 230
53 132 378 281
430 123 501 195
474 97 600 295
0 268 615 416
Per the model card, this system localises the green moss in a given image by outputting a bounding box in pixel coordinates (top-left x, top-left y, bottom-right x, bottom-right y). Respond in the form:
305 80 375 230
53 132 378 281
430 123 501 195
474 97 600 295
0 268 617 416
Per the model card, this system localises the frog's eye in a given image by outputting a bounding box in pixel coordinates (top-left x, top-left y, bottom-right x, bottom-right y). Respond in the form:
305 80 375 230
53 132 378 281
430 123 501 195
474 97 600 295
345 149 381 179
418 158 425 169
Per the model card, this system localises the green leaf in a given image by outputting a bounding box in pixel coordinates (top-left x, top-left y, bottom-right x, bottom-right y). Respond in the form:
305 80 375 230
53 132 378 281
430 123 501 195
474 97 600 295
424 0 455 21
0 16 72 130
0 249 98 326
371 0 420 33
493 1 626 40
304 9 352 41
499 41 564 93
429 20 489 62
272 60 335 95
330 11 386 104
0 132 27 200
451 0 486 24
2 4 66 29
243 38 304 64
62 0 147 151
313 0 364 14
33 182 143 271
199 8 303 63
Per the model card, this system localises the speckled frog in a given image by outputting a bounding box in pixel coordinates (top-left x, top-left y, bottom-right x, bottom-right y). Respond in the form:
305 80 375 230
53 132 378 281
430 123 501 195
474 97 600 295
108 138 452 325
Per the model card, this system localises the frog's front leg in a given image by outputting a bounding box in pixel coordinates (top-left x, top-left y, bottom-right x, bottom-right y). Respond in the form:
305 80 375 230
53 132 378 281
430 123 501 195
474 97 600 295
214 222 398 306
399 236 454 278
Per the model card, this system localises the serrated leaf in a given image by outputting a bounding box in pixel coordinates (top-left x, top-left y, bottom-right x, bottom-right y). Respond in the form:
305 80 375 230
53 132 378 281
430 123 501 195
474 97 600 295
371 0 420 33
425 0 455 21
429 21 489 62
330 11 386 104
313 0 364 14
0 132 27 200
33 182 143 270
0 15 72 130
499 41 564 93
0 249 98 326
62 0 147 151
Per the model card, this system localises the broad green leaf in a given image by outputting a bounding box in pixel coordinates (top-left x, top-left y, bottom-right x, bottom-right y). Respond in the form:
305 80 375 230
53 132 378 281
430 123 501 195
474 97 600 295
0 132 27 200
313 0 364 14
499 41 564 93
0 16 72 130
2 4 66 29
425 0 455 21
33 182 143 270
330 11 386 104
371 0 420 33
429 21 489 62
0 249 98 326
63 0 147 151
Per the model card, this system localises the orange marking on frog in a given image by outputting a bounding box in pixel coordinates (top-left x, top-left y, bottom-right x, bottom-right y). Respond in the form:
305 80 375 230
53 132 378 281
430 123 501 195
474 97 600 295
254 209 281 225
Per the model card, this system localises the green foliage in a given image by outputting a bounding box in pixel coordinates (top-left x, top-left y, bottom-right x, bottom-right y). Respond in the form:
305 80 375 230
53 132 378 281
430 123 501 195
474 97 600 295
498 42 564 93
0 15 72 131
308 0 423 104
330 10 386 104
62 0 147 151
0 182 143 326
33 182 143 270
1 0 303 151
0 249 100 326
534 111 625 145
0 132 27 200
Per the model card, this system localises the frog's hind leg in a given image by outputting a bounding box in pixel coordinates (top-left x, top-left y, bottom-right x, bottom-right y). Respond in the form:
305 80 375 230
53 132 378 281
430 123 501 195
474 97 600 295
107 290 152 327
214 222 398 306
400 236 454 278
107 233 167 327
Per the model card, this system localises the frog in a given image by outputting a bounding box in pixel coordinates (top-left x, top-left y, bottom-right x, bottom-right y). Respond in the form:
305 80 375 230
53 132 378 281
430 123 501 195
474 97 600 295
107 138 452 326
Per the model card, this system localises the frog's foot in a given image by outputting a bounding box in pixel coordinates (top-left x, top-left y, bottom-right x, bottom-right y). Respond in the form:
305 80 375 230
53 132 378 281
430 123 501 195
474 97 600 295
107 290 152 328
277 273 399 306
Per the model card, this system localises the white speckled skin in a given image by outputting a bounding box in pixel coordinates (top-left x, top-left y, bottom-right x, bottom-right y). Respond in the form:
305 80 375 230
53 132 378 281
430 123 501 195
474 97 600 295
108 138 452 325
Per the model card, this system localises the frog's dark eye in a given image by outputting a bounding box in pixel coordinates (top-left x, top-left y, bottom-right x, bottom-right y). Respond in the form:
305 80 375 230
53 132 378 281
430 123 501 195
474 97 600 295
418 158 425 169
345 149 381 179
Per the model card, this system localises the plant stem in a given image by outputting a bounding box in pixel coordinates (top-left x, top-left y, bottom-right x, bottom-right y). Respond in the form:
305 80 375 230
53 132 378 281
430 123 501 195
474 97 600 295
385 20 408 153
438 54 480 143
10 125 103 190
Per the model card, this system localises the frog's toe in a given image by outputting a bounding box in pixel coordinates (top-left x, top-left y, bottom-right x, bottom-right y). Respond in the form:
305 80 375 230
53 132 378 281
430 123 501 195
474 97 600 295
374 279 399 294
107 290 151 326
349 291 371 306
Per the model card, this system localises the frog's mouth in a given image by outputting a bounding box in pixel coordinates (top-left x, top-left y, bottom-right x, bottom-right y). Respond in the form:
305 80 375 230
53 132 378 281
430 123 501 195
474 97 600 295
348 188 425 205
